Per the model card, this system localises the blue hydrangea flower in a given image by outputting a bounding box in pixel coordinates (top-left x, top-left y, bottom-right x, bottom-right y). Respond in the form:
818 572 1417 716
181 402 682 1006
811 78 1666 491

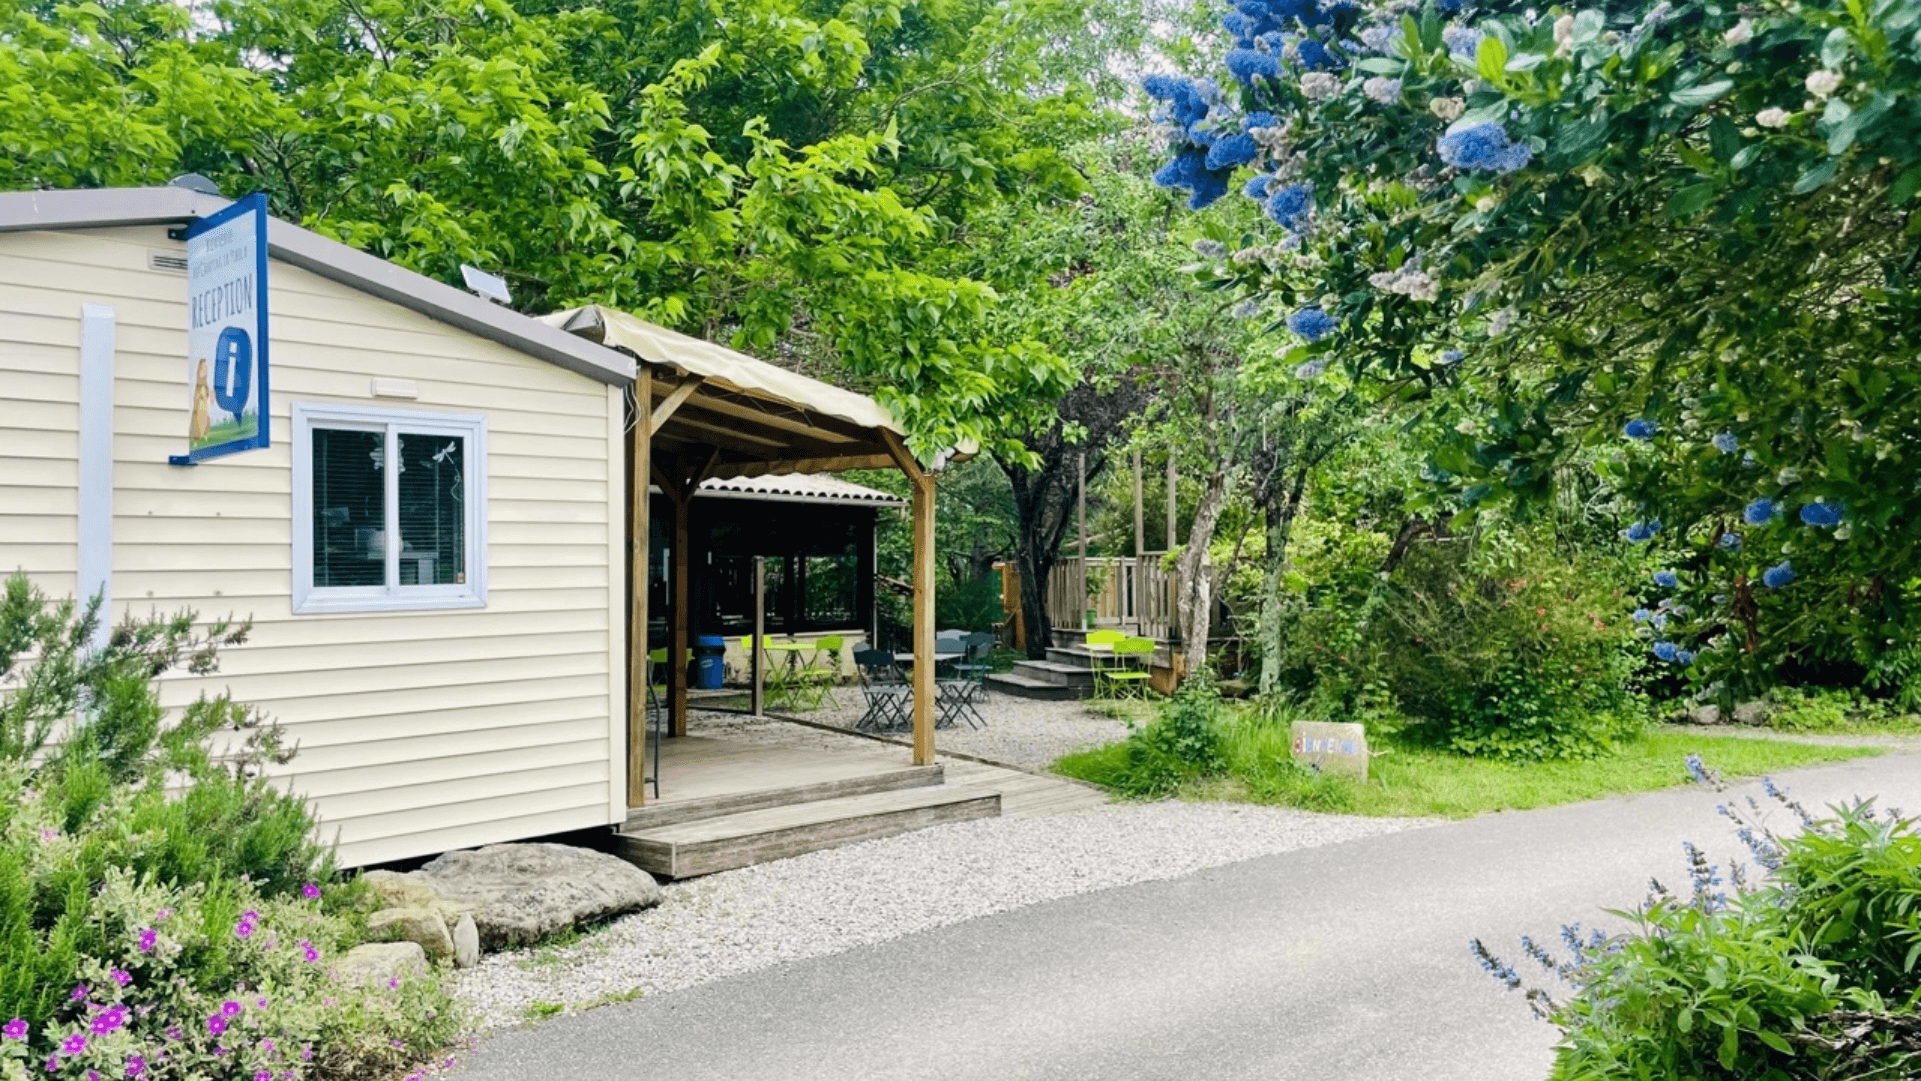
1243 175 1275 199
1296 38 1338 70
1243 111 1278 131
1266 182 1314 231
1676 649 1696 665
1437 123 1533 174
1798 502 1842 527
1742 498 1777 525
1719 533 1741 550
1225 48 1283 87
1631 607 1652 623
1622 419 1656 440
1762 560 1796 588
1204 132 1260 170
1187 170 1230 210
1287 307 1339 342
1653 570 1679 589
1142 74 1211 129
1443 25 1484 59
1439 349 1464 365
1624 520 1661 543
1712 432 1739 454
1652 641 1680 662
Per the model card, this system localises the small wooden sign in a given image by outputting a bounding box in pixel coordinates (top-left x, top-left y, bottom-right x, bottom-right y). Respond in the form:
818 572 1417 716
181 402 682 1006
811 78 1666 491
1290 721 1369 781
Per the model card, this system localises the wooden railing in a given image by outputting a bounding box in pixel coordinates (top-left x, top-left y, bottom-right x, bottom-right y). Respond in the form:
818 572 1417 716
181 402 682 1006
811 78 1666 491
1046 555 1176 641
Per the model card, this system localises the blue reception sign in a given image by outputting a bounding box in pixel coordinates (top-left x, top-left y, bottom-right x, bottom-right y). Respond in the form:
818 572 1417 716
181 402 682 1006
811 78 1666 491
171 192 270 466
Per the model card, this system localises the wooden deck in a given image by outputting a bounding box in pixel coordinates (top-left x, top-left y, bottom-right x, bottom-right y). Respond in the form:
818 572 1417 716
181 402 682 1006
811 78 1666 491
612 729 1110 878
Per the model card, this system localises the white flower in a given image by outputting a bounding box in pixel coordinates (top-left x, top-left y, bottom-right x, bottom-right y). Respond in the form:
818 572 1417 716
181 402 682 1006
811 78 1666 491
1723 19 1752 46
1300 72 1341 100
1362 76 1403 104
1805 69 1842 97
1755 107 1790 129
1553 13 1575 54
1294 358 1330 380
1429 96 1465 121
1488 306 1517 336
1369 266 1439 302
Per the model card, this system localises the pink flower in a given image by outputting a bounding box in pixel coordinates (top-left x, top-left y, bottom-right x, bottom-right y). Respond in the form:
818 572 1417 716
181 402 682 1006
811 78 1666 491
259 1038 275 1053
255 997 267 1010
154 908 173 922
90 1006 127 1035
110 969 131 988
234 921 254 939
387 977 399 989
164 1027 183 1042
3 1019 26 1040
254 1072 270 1081
300 1046 313 1062
302 883 321 900
300 941 320 963
59 1033 87 1056
70 985 89 1003
137 929 157 953
126 1057 146 1078
220 1000 242 1018
206 1015 227 1037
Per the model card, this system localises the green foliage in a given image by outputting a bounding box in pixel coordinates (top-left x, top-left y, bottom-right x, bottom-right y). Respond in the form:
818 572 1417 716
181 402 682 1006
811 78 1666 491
1545 801 1921 1080
0 575 456 1078
1075 676 1230 798
1171 0 1921 698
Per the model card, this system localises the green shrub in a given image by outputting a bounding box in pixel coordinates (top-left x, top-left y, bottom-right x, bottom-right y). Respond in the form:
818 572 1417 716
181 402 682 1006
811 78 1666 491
1479 776 1921 1079
1061 677 1229 799
0 575 458 1079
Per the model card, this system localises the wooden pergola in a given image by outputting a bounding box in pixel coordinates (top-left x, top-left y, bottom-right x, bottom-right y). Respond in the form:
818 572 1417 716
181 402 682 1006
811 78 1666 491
546 306 941 808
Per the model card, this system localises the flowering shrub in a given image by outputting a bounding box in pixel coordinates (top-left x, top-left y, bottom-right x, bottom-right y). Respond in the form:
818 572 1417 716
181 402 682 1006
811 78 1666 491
0 577 460 1078
1475 770 1921 1078
1142 0 1921 700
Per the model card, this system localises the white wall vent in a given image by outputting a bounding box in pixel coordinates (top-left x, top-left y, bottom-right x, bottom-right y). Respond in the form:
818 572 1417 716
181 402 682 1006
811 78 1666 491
147 250 189 274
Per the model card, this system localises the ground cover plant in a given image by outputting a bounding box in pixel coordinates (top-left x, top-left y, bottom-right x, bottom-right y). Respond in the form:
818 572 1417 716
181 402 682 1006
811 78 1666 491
1473 765 1921 1078
1052 689 1879 818
0 576 459 1080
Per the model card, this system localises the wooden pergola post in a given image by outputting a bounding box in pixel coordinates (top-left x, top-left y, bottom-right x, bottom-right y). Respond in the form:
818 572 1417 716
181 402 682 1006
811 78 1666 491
627 369 653 807
883 432 936 766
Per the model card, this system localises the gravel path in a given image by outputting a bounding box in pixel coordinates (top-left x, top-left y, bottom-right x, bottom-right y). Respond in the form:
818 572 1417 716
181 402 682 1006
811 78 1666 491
451 802 1433 1031
735 689 1136 772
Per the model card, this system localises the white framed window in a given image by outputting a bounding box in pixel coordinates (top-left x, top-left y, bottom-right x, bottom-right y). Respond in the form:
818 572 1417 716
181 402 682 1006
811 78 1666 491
292 402 487 614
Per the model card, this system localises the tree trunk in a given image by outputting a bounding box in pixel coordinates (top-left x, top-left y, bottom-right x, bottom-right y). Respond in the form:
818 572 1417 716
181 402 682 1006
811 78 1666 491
1257 468 1309 696
1172 463 1229 682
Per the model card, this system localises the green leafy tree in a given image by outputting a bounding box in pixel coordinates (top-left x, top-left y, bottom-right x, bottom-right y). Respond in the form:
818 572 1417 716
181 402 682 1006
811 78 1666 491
1140 0 1921 699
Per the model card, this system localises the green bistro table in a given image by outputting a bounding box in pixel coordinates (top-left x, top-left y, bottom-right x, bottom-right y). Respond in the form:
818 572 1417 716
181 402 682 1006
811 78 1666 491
760 639 813 710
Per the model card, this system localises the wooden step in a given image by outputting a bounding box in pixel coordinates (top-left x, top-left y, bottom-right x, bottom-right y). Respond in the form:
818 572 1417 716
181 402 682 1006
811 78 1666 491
623 765 944 831
1012 659 1097 688
614 785 1001 878
984 673 1084 701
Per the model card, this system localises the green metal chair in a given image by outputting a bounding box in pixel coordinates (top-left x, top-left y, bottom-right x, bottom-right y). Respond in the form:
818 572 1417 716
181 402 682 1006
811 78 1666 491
796 634 845 709
738 635 799 709
1097 637 1156 699
1083 629 1124 691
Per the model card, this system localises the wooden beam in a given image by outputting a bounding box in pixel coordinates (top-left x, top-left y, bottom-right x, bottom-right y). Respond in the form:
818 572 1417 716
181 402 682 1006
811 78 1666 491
706 452 896 480
881 430 926 485
628 368 653 807
650 375 706 431
658 409 793 449
651 462 683 506
678 446 723 502
696 383 891 447
670 475 692 738
910 469 936 766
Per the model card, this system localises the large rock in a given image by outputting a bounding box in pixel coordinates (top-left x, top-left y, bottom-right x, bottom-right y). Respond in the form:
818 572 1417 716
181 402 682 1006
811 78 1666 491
366 906 455 962
1686 704 1724 726
361 869 441 911
334 941 429 987
413 843 663 950
452 913 480 969
1732 701 1771 726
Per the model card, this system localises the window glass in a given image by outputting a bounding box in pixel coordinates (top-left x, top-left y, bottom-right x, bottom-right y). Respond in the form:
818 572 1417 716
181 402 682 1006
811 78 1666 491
312 428 385 588
804 551 856 625
397 433 466 586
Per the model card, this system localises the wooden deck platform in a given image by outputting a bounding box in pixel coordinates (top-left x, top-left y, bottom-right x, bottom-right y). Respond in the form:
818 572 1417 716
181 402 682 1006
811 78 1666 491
611 730 1109 878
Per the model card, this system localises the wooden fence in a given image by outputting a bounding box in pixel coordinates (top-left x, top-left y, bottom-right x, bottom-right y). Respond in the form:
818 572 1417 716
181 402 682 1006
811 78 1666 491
1045 555 1176 641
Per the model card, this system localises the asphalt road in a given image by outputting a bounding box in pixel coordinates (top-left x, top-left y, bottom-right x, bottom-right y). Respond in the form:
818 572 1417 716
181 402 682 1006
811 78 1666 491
453 752 1921 1081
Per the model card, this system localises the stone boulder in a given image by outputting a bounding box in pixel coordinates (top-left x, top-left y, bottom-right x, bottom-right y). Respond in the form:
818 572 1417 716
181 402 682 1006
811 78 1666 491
1686 704 1723 726
335 941 429 987
1732 701 1772 726
366 906 455 963
413 843 662 950
361 869 441 911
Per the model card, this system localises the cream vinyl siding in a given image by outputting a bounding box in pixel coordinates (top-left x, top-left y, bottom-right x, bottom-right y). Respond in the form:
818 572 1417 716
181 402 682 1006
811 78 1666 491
0 225 626 867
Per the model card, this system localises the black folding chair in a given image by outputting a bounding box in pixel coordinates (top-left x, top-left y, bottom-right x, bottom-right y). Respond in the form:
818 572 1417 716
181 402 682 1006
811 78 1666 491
853 648 912 732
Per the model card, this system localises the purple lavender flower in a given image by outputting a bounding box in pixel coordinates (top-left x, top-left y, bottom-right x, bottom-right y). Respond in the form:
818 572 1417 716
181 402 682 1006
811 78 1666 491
3 1019 26 1040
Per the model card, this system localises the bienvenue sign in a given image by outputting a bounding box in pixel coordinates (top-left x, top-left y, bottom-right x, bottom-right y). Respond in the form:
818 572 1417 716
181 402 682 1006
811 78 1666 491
1290 721 1370 781
171 192 270 466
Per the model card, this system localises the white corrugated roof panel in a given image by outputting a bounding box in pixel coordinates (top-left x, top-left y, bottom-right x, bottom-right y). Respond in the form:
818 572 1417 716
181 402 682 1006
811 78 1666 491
694 473 905 507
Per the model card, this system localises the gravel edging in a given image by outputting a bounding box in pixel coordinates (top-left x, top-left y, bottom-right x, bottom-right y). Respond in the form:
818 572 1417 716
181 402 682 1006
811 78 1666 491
452 801 1436 1031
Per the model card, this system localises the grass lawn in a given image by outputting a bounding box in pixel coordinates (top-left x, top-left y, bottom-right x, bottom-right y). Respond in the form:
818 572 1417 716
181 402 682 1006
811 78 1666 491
1053 728 1883 819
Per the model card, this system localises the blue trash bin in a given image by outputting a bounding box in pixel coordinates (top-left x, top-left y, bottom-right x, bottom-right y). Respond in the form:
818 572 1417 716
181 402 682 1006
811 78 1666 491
694 635 727 689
